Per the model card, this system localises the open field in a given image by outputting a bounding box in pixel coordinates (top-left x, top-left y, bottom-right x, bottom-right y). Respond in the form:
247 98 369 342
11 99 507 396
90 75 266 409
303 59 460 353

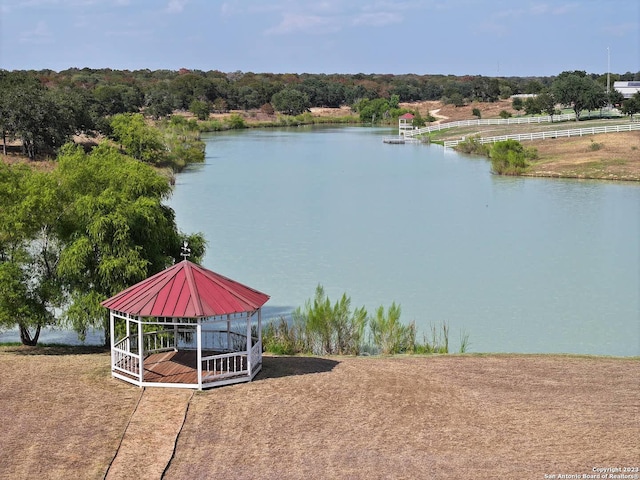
0 346 637 480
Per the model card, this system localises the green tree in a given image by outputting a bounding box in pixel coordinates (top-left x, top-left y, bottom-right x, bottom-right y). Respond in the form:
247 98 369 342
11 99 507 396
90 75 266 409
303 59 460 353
523 97 542 116
512 97 523 112
552 71 604 120
54 143 205 343
270 88 310 116
0 164 64 345
189 99 211 120
621 92 640 120
145 83 176 119
356 98 390 123
110 113 165 164
536 91 557 119
472 108 481 119
0 73 84 159
607 89 625 108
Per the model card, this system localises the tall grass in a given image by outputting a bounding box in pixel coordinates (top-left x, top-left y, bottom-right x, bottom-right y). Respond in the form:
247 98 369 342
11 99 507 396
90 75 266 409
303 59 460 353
262 285 469 357
369 302 414 354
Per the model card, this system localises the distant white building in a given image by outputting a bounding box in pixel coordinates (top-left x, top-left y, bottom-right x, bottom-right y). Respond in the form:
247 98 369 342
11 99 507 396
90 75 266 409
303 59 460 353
510 94 538 99
614 81 640 99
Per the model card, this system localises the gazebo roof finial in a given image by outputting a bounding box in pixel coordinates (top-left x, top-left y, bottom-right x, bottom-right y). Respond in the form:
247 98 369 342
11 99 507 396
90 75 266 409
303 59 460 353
180 241 191 260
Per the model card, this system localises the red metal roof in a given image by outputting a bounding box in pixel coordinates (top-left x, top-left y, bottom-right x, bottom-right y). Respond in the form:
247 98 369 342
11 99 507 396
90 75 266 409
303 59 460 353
399 113 415 119
101 260 269 318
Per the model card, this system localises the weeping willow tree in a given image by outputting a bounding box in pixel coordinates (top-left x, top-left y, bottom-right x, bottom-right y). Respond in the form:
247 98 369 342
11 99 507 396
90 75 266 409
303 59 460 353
54 143 205 345
0 143 206 346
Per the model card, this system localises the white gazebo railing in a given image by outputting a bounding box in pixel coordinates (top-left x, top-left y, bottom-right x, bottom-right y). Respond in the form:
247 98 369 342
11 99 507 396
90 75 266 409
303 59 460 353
108 309 264 390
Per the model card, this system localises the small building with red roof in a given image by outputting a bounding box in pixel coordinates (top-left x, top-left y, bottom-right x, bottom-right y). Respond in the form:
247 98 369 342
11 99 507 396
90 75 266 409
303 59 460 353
101 259 269 389
399 112 415 136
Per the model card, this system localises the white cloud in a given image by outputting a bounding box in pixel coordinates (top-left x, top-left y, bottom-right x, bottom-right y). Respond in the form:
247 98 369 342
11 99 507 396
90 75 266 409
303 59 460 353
165 0 188 14
476 21 510 37
19 20 53 44
601 21 639 37
352 11 402 27
265 13 339 35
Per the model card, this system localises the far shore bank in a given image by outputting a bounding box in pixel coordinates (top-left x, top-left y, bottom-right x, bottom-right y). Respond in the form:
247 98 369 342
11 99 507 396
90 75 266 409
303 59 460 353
3 99 639 181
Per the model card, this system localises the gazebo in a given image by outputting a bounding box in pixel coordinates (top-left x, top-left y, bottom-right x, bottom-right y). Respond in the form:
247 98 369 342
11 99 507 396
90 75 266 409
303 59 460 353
398 112 415 136
101 259 269 390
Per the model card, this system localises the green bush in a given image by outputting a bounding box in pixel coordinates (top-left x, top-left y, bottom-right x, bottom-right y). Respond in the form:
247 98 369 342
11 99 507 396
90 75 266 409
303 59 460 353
262 316 303 355
226 114 246 129
369 302 415 354
490 139 529 175
455 137 490 156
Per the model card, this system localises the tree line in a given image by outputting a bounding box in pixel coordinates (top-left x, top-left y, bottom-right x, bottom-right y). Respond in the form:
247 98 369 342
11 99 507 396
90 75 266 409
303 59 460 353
510 70 640 120
2 68 639 160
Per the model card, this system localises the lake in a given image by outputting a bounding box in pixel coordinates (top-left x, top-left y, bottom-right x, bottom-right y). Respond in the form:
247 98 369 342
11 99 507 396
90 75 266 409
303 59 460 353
166 126 639 356
3 126 638 356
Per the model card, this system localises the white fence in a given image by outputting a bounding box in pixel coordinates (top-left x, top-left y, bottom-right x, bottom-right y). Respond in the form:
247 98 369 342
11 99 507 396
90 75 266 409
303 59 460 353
443 123 640 148
405 114 577 137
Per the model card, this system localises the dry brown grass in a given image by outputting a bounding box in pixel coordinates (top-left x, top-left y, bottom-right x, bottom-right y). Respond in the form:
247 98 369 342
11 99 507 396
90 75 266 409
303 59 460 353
0 345 139 480
164 355 639 480
1 348 637 480
525 132 640 180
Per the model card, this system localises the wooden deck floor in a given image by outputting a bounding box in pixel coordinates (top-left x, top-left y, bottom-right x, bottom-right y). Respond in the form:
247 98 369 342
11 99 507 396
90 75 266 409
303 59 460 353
119 350 248 385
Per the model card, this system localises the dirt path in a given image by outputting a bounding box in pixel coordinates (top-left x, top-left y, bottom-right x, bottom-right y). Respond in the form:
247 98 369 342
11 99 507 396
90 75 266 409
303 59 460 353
105 388 193 480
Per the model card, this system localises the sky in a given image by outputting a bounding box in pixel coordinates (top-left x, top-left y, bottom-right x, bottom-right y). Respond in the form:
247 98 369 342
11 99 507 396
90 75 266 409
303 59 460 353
0 0 638 77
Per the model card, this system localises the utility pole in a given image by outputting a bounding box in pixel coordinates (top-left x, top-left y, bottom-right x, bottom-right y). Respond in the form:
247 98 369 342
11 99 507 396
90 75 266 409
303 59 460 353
607 47 611 94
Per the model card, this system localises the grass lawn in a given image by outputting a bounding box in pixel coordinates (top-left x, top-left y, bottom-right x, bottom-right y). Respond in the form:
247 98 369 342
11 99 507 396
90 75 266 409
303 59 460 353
1 346 637 479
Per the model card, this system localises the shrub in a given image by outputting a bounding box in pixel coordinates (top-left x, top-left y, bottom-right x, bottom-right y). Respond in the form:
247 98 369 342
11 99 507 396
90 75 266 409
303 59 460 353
472 108 481 119
455 137 490 156
490 139 528 175
499 110 512 119
294 285 367 355
369 302 415 354
226 114 246 129
262 316 303 355
590 140 603 151
260 103 275 115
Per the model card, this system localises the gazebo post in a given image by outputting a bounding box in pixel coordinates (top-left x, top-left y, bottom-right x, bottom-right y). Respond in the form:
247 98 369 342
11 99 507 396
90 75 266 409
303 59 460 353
125 315 130 351
109 311 115 372
173 322 178 351
196 320 203 390
246 311 252 377
137 317 144 384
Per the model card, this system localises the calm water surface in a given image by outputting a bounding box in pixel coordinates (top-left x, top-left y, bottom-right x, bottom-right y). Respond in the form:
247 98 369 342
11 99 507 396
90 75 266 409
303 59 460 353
5 127 636 354
163 126 639 356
